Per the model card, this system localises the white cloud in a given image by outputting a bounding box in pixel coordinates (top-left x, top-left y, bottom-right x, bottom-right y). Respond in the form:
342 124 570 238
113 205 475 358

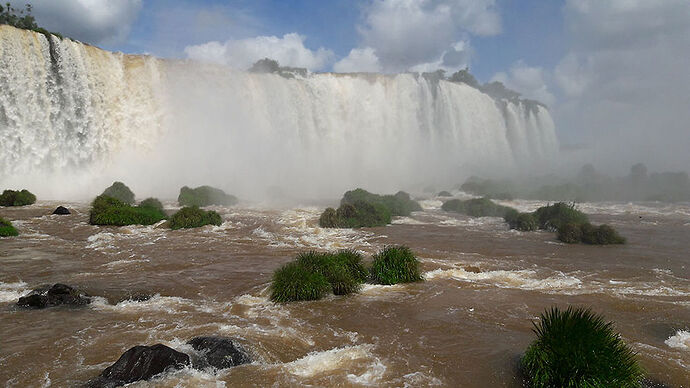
184 33 334 71
553 0 690 170
491 61 555 106
19 0 142 45
333 47 382 73
353 0 499 72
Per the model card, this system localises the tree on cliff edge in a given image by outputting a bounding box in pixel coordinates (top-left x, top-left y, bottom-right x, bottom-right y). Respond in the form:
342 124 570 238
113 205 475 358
0 3 38 30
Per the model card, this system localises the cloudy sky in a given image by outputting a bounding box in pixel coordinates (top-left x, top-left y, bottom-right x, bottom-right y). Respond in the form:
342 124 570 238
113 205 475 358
19 0 690 171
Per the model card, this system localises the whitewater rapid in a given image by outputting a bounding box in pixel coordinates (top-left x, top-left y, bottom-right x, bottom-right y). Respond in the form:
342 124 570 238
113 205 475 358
0 25 558 199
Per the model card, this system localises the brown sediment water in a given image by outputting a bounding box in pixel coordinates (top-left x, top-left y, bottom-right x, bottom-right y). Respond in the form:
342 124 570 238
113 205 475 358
0 198 688 387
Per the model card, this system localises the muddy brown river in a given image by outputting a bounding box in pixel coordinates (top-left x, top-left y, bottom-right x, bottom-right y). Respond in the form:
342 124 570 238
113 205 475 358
1 197 688 387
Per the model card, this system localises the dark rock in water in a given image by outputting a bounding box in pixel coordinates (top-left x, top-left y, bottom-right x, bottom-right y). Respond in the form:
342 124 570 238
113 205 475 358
53 206 71 215
187 336 251 370
16 283 90 308
89 344 190 387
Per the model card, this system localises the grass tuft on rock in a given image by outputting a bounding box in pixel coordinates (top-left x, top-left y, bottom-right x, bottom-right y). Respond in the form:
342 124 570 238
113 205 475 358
89 195 166 226
0 217 19 237
0 189 36 206
370 246 423 285
341 188 422 216
296 251 361 296
270 261 330 303
168 206 222 230
101 182 135 205
334 249 369 283
178 186 238 207
504 208 539 231
522 306 644 388
319 200 391 228
138 198 164 211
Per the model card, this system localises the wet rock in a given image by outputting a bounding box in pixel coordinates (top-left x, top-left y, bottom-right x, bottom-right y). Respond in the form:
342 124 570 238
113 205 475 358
88 344 190 387
16 283 90 308
52 206 71 215
187 336 251 370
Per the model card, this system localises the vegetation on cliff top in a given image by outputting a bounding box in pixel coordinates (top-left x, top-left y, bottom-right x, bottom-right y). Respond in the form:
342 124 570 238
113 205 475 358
89 195 166 226
101 182 135 205
0 3 63 39
319 188 421 228
178 186 238 207
0 189 36 206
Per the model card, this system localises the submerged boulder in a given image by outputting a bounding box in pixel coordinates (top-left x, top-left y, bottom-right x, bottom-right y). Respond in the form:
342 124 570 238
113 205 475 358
53 206 71 215
187 336 251 370
16 283 90 308
89 344 190 387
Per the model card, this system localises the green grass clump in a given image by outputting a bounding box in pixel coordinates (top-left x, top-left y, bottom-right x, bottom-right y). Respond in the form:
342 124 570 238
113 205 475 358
101 182 135 205
168 207 222 230
270 261 330 303
522 306 644 388
341 188 421 217
558 223 626 245
533 202 589 231
296 251 361 295
370 246 423 285
319 200 392 228
178 186 238 207
0 189 36 206
442 197 515 218
0 217 19 237
504 209 539 231
138 197 164 211
271 249 370 302
89 195 166 226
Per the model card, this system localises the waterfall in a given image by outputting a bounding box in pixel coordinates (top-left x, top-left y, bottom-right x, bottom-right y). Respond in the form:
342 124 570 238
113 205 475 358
0 25 558 199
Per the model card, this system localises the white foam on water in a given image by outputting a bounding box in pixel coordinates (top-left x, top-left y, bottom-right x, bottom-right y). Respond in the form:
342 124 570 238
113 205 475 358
284 344 385 383
424 267 582 292
665 330 690 350
419 199 444 210
0 281 30 303
402 371 444 387
91 294 205 315
391 217 428 225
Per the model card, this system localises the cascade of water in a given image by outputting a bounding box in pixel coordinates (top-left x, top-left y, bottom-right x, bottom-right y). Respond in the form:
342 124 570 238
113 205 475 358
0 26 558 199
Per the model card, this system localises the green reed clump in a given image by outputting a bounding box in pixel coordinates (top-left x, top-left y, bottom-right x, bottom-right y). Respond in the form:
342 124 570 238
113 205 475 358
504 209 539 231
558 222 626 245
0 217 19 237
168 206 222 230
533 202 589 231
0 189 36 206
522 306 644 388
442 197 515 218
101 181 135 205
270 261 330 303
89 195 167 226
296 251 361 295
370 246 423 285
341 188 422 216
319 200 392 228
334 249 369 283
177 186 238 207
138 197 164 211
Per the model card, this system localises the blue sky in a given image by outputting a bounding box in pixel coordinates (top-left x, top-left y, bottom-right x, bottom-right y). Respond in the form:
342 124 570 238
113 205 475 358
17 0 690 170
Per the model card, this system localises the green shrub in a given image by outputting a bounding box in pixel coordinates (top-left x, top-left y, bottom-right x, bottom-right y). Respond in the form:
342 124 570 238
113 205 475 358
319 200 391 228
522 306 644 388
514 213 539 231
296 251 361 295
0 189 36 206
319 207 339 228
178 186 238 207
460 177 515 200
370 246 423 285
581 223 626 245
101 182 135 204
341 188 421 217
168 206 222 230
0 217 19 237
533 203 589 231
442 197 515 218
270 261 330 303
138 197 164 211
557 223 583 243
437 191 452 197
89 195 166 226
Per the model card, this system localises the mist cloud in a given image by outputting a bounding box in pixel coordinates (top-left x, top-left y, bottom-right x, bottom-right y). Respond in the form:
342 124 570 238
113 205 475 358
491 62 555 106
553 0 690 171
